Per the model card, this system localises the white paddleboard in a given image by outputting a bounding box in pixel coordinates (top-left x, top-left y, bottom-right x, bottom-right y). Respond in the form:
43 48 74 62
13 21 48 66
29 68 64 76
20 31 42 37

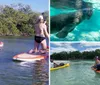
13 53 47 62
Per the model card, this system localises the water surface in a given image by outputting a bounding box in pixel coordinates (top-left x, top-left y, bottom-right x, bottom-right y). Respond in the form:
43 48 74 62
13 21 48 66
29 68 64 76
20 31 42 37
0 36 49 85
51 60 100 85
50 0 100 41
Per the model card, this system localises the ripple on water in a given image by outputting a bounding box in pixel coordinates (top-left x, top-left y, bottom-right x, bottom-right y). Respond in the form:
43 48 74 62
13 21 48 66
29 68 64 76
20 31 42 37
51 61 100 85
32 60 49 85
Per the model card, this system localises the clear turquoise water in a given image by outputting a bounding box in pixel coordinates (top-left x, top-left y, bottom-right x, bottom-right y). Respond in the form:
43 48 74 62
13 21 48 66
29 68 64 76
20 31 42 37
51 60 100 85
50 0 100 41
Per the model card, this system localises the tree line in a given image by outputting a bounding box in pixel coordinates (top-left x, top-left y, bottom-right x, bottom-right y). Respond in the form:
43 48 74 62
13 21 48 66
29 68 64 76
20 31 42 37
0 4 49 36
51 49 100 60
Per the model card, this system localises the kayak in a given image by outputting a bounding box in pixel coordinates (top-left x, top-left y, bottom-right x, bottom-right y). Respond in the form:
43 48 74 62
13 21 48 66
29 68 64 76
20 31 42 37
0 42 4 48
50 63 70 71
13 52 47 62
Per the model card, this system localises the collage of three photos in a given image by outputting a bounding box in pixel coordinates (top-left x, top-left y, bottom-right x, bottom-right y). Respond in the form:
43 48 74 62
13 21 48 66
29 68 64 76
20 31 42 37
50 0 100 85
0 0 100 85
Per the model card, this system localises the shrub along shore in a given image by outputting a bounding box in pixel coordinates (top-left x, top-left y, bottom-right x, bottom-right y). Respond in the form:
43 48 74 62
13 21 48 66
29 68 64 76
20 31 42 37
51 49 100 60
0 4 49 36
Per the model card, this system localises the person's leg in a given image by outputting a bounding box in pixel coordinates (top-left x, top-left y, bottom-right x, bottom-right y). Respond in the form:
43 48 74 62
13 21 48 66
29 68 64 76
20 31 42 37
40 39 47 53
41 39 47 50
96 64 100 70
34 41 40 52
29 41 39 53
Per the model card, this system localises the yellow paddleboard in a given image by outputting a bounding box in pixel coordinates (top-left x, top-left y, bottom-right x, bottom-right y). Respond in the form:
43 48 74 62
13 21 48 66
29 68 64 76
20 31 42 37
50 63 70 71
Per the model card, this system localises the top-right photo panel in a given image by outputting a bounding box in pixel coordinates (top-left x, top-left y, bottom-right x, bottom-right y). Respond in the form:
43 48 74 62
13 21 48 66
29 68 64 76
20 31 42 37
50 0 100 41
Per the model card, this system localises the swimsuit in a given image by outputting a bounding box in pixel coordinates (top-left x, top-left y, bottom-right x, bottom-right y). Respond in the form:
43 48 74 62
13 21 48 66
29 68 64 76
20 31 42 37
35 36 45 43
96 64 100 70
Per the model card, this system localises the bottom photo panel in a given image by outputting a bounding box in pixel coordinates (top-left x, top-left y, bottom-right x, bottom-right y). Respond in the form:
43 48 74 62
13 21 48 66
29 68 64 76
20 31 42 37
50 42 100 85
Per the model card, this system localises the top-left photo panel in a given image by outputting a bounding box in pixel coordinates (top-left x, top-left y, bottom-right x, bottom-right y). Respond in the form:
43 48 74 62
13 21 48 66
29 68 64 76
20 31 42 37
0 0 49 85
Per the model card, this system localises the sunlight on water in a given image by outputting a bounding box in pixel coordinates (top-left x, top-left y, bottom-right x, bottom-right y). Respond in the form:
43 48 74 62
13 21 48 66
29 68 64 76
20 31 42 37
50 7 77 16
84 0 100 3
84 0 100 10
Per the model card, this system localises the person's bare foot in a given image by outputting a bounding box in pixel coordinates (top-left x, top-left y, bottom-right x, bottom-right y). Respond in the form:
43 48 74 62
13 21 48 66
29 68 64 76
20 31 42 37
40 50 46 54
29 49 37 54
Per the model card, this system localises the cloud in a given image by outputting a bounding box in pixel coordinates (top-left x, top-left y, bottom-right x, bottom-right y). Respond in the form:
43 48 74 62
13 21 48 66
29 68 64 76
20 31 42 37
84 47 100 52
50 42 100 54
78 42 100 52
80 42 100 47
50 42 77 54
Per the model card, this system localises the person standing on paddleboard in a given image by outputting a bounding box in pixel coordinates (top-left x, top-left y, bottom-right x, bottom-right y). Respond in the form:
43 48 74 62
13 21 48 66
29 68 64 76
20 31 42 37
29 15 49 54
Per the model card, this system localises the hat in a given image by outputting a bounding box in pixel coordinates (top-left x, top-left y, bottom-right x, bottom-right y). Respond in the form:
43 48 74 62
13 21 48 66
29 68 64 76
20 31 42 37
95 56 99 59
38 15 43 20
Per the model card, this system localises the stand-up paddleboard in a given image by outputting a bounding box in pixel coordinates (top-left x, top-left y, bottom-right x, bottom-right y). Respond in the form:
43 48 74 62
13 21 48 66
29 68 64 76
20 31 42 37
0 42 4 48
13 52 48 62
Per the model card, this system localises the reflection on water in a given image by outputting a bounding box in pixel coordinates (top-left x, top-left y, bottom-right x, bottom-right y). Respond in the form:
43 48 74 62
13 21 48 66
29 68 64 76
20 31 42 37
0 37 49 85
32 60 49 85
95 73 100 78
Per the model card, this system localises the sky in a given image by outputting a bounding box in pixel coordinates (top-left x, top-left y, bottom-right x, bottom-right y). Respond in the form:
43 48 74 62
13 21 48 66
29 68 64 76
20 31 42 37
50 42 100 54
0 0 49 12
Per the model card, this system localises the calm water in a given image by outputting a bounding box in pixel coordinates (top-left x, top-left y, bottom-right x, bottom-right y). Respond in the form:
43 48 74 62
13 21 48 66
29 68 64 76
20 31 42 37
0 37 49 85
51 60 100 85
50 0 100 41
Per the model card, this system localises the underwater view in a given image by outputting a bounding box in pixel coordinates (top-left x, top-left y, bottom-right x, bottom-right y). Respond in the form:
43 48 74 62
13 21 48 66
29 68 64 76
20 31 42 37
50 0 100 41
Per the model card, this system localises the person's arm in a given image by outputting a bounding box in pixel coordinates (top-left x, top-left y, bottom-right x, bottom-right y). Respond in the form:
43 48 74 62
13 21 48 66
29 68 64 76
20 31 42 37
54 63 59 68
43 24 49 39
